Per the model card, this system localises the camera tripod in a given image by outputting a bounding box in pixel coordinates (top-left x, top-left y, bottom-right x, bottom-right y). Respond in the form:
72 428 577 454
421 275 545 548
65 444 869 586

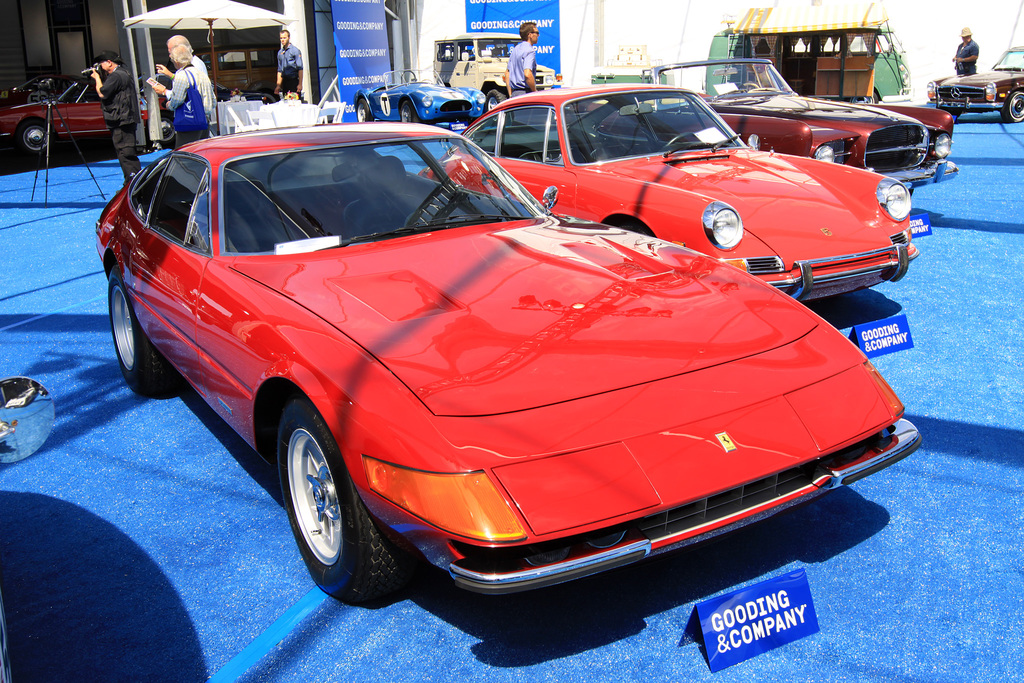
30 89 105 208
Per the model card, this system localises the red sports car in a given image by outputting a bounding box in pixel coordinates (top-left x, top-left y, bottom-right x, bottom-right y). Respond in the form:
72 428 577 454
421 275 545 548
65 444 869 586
465 84 919 300
96 124 920 601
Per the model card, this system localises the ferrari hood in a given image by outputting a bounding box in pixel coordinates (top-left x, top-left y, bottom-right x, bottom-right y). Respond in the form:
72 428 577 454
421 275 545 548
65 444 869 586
232 221 817 416
715 93 911 126
606 150 897 261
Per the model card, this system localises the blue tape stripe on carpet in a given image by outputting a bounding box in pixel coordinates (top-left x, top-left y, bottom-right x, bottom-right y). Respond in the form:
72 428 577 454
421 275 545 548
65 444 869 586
0 294 104 333
208 588 329 682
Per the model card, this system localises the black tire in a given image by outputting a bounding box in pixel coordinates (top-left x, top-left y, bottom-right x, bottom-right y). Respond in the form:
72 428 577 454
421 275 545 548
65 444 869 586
399 100 419 123
485 88 507 111
278 396 415 603
1001 91 1024 124
151 115 175 148
107 269 181 396
14 119 46 154
356 97 373 122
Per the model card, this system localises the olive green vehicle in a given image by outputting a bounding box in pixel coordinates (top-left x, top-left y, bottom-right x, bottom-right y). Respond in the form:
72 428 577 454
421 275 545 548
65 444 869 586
434 33 558 111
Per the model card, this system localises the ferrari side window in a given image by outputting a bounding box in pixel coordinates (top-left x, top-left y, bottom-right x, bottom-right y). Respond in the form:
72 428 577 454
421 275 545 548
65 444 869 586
184 170 211 253
498 107 561 163
150 156 208 246
465 116 498 154
129 158 167 220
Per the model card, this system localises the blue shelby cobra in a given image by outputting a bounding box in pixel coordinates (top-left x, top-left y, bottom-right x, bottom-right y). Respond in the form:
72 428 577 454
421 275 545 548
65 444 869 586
354 69 485 132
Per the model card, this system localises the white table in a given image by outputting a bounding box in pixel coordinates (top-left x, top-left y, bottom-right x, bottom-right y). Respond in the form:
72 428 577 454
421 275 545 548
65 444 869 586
256 102 320 129
217 100 263 135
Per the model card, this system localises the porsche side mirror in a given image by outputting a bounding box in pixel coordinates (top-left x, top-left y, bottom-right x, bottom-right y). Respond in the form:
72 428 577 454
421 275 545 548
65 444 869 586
542 185 558 211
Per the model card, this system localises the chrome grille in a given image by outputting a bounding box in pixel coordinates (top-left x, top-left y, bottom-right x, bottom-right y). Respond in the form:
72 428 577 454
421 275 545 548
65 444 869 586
745 256 784 274
937 85 985 101
639 467 814 542
890 231 910 246
865 124 928 172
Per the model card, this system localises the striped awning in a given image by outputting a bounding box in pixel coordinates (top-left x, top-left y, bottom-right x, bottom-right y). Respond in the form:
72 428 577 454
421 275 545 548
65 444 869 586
734 3 889 34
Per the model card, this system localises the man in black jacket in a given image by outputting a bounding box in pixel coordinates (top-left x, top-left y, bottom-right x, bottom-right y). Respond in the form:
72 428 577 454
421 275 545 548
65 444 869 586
89 50 141 182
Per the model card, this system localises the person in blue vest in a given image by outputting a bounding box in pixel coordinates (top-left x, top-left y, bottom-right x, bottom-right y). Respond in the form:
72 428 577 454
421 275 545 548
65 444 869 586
954 27 979 76
504 22 540 98
276 29 304 100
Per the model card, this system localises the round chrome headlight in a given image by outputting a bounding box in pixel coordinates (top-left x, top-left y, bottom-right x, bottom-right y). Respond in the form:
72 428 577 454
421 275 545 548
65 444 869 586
933 132 952 158
475 91 486 105
927 81 937 100
813 144 836 163
746 133 760 150
876 178 912 222
422 94 434 108
702 201 743 249
985 82 997 102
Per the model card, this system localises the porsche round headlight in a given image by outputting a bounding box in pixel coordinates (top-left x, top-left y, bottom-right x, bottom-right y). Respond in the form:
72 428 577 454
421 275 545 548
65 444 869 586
702 201 743 249
876 178 911 222
746 133 760 150
933 132 952 158
814 144 836 163
475 91 486 105
422 94 434 108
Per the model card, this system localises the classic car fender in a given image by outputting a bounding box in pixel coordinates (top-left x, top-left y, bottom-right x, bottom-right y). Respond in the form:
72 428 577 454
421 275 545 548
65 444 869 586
872 104 955 132
717 112 813 156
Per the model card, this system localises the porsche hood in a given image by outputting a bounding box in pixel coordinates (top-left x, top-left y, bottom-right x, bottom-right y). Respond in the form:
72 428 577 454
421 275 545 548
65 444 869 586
233 221 818 416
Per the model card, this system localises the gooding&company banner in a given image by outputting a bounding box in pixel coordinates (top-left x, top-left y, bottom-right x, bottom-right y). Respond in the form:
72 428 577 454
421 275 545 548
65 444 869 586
466 0 562 75
332 0 391 117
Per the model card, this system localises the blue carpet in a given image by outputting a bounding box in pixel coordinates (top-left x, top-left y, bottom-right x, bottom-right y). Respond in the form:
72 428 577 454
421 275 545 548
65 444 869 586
1 117 1022 681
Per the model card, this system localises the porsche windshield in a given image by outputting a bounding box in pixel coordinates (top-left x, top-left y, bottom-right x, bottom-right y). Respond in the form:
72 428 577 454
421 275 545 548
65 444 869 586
563 90 742 163
657 62 795 98
220 137 544 253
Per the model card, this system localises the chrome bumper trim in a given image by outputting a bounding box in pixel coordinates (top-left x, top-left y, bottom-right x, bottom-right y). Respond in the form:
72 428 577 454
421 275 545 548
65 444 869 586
822 418 921 488
449 538 652 594
772 243 915 299
887 160 959 188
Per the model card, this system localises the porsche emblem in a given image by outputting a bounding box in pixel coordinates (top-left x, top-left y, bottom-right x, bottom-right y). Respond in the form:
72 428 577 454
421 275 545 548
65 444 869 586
820 227 833 236
715 432 737 452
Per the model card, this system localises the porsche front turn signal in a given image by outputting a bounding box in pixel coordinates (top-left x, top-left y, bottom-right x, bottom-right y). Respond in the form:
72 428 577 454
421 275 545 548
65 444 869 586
363 456 527 542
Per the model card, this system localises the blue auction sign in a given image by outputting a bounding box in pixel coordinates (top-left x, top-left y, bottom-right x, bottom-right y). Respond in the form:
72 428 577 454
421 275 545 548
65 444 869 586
466 0 561 75
909 213 932 237
851 313 914 358
697 569 820 672
331 0 391 117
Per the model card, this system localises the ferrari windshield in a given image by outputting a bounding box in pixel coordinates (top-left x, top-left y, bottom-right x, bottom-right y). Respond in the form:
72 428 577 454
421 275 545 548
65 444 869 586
655 62 796 99
220 137 545 253
994 49 1024 70
563 90 743 163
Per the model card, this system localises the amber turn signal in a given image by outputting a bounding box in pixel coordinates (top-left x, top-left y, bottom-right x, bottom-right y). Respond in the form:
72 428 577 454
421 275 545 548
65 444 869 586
363 456 527 542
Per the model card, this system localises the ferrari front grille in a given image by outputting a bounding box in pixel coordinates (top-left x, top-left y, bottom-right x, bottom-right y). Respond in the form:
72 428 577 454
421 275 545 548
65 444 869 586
638 466 814 542
866 124 928 172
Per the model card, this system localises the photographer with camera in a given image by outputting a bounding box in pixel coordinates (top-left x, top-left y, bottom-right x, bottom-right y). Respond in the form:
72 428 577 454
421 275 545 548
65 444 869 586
87 51 141 182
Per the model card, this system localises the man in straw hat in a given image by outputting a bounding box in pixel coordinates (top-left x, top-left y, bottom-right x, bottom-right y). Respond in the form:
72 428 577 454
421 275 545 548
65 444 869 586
954 27 979 76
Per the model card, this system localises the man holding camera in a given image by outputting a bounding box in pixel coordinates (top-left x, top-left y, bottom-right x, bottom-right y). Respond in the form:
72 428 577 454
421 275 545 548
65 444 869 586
88 50 141 182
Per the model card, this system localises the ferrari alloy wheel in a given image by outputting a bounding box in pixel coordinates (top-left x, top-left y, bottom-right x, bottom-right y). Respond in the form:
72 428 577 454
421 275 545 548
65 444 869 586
277 396 415 603
399 100 419 123
107 269 180 396
1002 92 1024 124
356 98 373 122
485 89 507 111
14 119 46 155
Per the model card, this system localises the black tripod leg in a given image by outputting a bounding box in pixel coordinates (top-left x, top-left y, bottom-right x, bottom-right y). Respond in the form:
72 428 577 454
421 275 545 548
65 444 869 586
49 103 106 201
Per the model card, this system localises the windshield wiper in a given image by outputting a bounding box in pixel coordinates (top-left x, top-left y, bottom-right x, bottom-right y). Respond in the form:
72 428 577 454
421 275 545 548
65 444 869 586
664 134 740 158
710 133 742 152
413 213 522 229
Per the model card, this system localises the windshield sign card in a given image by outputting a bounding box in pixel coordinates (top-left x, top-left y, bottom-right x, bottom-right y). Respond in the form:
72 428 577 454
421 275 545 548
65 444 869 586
851 314 914 358
696 568 819 672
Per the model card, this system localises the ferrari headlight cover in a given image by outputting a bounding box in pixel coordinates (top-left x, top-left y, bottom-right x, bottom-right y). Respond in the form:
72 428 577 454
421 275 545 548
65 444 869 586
876 178 911 222
702 201 743 250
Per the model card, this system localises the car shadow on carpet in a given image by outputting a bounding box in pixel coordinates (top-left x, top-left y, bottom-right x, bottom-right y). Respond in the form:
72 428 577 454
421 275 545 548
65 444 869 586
0 492 207 682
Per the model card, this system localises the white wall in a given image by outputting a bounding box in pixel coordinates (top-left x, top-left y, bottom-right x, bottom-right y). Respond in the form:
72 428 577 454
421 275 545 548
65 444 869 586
417 0 1024 101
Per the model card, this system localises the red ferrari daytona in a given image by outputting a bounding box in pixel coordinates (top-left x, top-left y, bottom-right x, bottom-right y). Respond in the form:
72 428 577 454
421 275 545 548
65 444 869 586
96 124 920 601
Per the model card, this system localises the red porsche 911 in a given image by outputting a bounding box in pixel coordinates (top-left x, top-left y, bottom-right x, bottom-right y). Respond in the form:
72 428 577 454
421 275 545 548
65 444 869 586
96 124 920 602
465 85 920 301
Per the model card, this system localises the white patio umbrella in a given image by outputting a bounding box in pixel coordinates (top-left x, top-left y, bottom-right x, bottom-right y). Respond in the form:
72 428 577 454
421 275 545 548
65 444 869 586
123 0 295 85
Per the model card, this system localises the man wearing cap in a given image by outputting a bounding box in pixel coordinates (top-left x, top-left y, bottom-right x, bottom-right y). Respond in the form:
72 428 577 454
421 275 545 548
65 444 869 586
88 51 141 182
954 28 979 76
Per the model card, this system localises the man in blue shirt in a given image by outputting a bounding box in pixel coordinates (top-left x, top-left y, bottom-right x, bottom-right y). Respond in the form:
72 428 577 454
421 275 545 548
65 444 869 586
954 27 979 76
504 22 539 98
276 29 304 99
